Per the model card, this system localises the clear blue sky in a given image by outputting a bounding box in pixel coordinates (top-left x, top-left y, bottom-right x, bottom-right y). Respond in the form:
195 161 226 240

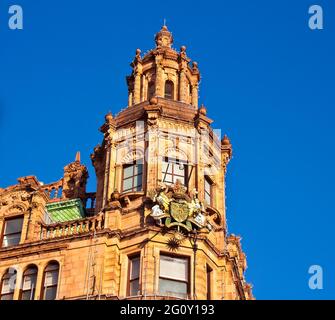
1 0 335 299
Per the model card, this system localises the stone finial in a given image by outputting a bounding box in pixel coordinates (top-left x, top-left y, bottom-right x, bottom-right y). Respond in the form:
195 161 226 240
222 135 231 146
155 25 173 48
199 104 207 116
105 112 113 124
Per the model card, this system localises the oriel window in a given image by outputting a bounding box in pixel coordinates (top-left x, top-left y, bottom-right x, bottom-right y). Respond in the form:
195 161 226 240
1 216 24 248
159 255 189 299
162 158 187 186
122 161 143 193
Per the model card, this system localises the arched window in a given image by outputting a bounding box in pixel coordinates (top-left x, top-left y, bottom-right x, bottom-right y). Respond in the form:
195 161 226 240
147 81 155 100
0 269 16 300
20 265 38 300
164 80 174 99
42 261 59 300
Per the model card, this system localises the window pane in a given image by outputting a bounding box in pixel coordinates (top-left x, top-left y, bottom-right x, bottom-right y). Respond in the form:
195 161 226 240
5 218 23 234
134 164 143 175
21 290 35 300
123 178 133 192
129 279 140 296
159 278 187 298
44 286 57 300
160 255 188 281
130 257 140 280
174 164 185 177
2 234 21 247
22 274 37 290
0 293 14 300
45 271 58 286
162 162 172 174
133 174 142 190
123 165 134 179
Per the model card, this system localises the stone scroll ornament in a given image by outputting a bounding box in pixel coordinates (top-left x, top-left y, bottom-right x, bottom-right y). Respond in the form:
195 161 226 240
149 180 212 232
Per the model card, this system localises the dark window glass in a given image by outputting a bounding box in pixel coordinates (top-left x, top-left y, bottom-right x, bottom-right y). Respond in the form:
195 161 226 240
204 177 212 206
206 264 213 300
122 162 143 193
128 256 140 296
1 216 23 248
148 82 155 100
164 80 174 99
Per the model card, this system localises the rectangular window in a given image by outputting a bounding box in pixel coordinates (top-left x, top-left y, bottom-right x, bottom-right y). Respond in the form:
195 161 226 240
128 255 140 296
206 264 213 300
204 177 212 206
162 158 187 186
122 162 143 193
159 255 189 299
1 216 24 248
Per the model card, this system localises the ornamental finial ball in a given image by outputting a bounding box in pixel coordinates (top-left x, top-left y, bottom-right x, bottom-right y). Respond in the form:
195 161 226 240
199 104 207 116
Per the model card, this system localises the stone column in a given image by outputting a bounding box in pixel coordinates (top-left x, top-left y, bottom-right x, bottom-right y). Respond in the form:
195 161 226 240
179 70 187 102
134 72 142 104
191 84 199 108
155 56 164 97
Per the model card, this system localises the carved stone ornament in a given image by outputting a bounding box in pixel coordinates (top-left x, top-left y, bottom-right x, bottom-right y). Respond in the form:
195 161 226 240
149 180 212 232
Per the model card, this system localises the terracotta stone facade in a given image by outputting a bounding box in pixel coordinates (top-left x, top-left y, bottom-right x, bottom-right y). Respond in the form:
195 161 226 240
0 26 253 300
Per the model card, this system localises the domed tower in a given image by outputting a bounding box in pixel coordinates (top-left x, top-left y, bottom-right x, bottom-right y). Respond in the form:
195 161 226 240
90 26 253 300
126 26 200 108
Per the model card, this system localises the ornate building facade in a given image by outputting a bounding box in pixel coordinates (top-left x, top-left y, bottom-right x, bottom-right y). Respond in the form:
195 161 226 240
0 26 253 300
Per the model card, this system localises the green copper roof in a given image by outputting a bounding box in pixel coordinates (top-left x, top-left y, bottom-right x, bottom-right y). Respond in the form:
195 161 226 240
46 199 85 223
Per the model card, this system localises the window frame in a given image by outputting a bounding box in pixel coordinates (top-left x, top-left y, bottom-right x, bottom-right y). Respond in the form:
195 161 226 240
121 161 143 193
161 157 188 186
41 261 60 300
158 253 190 299
127 253 141 296
19 265 38 300
204 176 213 207
1 215 24 248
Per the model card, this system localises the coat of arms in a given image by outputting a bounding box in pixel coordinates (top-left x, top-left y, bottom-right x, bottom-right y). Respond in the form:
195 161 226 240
149 180 212 233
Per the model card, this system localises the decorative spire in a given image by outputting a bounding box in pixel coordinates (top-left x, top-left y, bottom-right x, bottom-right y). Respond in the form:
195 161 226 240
75 151 81 163
155 25 173 48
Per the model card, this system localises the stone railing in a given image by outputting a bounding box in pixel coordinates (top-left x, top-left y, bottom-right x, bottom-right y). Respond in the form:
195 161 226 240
42 180 64 201
39 213 104 240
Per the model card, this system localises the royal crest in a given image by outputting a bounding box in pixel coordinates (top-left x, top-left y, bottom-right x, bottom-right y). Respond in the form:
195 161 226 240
149 180 212 233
